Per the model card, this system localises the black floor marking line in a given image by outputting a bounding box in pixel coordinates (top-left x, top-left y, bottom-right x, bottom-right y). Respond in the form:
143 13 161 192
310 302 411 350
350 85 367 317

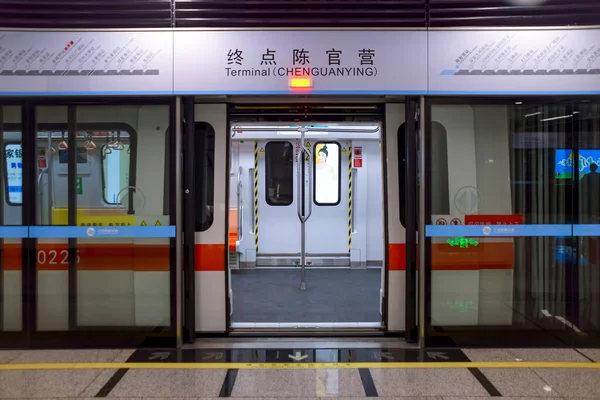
95 368 129 398
218 368 239 397
468 367 502 397
358 368 379 397
575 349 596 362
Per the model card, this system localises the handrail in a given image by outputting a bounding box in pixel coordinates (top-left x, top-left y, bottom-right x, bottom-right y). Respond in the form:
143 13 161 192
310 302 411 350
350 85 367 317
37 169 48 225
236 166 243 242
305 146 313 222
296 148 304 222
351 168 357 232
232 126 380 134
249 168 255 234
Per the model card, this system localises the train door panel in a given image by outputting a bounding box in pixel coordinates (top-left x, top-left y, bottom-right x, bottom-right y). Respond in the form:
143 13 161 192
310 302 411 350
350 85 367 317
257 140 299 258
306 140 350 263
195 103 227 333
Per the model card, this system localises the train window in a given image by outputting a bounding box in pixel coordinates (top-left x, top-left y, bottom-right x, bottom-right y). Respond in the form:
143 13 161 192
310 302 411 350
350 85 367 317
314 142 341 206
195 122 215 231
58 147 88 164
4 143 23 205
398 124 408 228
101 144 130 204
265 141 294 206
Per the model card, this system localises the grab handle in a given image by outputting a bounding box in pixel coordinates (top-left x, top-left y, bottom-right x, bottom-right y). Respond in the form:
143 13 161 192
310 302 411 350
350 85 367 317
297 148 304 222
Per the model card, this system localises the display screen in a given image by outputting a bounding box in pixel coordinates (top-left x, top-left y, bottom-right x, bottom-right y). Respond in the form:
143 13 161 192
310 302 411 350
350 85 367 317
555 149 600 180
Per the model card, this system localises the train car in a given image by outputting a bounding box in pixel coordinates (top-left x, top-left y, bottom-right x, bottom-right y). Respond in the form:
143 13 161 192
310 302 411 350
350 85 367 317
0 101 516 335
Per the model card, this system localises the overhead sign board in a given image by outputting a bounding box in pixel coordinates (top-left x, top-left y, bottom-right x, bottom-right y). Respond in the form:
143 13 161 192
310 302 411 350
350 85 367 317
0 29 599 96
0 31 173 95
174 30 428 95
429 29 600 95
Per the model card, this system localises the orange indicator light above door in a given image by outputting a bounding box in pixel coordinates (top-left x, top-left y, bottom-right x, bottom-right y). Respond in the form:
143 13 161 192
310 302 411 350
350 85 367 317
289 77 312 88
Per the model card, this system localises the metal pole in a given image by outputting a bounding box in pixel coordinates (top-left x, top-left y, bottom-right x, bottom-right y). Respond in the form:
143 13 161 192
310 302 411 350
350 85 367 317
175 97 183 348
418 96 429 348
299 126 307 291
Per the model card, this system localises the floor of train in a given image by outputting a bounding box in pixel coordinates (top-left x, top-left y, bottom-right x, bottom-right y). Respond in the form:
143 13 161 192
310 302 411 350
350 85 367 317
231 268 381 323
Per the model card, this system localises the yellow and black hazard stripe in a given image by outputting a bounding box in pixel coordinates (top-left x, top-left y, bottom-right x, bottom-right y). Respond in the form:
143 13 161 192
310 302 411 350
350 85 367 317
348 146 352 252
254 141 259 252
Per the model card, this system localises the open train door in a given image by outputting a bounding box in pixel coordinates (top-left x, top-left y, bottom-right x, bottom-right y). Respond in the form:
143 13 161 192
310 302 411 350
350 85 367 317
182 100 228 341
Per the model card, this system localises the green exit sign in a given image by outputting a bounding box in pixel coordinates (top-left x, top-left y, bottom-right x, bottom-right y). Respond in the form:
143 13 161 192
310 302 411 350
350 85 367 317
447 236 478 248
76 176 83 195
446 300 477 313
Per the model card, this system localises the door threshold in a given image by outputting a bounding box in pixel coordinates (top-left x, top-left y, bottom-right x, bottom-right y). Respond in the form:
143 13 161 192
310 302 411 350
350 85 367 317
230 322 384 329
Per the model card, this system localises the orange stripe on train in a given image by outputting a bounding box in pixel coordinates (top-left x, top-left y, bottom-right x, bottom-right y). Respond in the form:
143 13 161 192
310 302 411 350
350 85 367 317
2 243 170 272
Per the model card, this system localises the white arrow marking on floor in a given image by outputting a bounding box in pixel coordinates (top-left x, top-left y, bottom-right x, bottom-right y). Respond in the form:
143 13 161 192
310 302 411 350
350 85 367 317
288 351 308 361
201 352 223 361
374 351 394 361
426 351 449 360
149 352 170 361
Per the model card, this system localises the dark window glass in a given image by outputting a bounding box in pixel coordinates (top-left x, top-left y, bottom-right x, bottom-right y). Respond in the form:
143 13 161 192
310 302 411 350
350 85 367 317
195 122 215 231
265 141 293 206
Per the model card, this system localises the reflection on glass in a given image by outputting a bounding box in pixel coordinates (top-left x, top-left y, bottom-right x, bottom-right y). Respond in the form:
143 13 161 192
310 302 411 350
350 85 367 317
428 101 600 343
314 142 339 205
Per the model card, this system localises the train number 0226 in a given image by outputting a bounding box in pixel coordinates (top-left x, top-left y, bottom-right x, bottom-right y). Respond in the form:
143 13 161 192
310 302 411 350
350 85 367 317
37 249 81 265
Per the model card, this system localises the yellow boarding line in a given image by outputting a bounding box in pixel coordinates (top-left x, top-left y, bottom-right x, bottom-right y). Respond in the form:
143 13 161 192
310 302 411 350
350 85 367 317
0 361 599 371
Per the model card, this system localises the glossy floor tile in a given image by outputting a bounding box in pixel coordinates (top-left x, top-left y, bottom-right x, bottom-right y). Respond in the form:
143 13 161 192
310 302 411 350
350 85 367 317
107 369 228 398
369 368 489 397
0 369 103 398
479 368 560 397
232 368 365 397
8 349 123 364
531 368 600 398
576 348 600 361
506 348 590 362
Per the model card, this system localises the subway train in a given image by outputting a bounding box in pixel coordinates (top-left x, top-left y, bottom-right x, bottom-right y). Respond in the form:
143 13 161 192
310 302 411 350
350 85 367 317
0 101 527 334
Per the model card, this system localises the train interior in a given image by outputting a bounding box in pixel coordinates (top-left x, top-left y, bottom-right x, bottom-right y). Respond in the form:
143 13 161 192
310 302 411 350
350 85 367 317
226 105 386 328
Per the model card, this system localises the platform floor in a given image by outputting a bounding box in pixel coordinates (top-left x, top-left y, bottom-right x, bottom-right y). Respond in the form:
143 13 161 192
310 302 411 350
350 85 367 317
231 268 382 323
1 347 600 398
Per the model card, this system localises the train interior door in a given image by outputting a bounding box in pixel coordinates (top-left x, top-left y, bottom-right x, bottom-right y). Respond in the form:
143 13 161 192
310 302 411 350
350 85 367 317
228 107 385 328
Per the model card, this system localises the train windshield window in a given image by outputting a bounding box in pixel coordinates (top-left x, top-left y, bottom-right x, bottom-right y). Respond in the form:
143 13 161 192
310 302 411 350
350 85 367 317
314 142 341 205
5 143 23 205
265 141 293 206
101 143 130 204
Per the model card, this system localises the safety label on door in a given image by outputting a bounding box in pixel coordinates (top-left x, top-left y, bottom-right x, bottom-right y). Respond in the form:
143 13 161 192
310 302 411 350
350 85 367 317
259 147 265 155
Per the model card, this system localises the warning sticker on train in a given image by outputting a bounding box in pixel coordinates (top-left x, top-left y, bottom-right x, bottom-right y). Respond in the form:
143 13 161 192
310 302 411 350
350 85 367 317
450 218 462 225
436 218 447 225
259 147 265 155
